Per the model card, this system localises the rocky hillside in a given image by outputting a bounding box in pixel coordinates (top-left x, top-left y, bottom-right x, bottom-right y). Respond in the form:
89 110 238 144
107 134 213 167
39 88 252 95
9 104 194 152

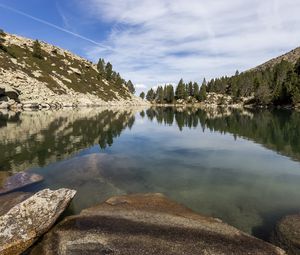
252 47 300 71
0 30 147 109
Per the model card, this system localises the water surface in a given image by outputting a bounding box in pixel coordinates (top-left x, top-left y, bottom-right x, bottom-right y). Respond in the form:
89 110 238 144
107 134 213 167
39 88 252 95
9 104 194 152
1 107 300 240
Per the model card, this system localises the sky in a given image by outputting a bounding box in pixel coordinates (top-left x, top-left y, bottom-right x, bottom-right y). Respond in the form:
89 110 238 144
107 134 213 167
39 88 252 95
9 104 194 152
1 0 300 94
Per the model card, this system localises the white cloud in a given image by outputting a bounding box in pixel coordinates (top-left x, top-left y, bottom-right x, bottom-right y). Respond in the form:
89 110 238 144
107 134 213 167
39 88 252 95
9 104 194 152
135 84 147 89
79 0 300 91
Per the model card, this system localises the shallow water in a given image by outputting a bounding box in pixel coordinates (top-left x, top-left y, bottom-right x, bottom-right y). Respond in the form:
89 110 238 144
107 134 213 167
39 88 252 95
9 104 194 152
1 107 300 240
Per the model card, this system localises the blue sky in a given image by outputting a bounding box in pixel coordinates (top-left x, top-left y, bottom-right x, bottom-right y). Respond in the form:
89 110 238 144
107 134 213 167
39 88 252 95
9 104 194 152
1 0 300 94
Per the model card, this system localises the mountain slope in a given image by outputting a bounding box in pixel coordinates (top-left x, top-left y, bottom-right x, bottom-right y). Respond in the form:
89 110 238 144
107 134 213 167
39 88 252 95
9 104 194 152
252 47 300 71
0 31 146 108
204 46 300 107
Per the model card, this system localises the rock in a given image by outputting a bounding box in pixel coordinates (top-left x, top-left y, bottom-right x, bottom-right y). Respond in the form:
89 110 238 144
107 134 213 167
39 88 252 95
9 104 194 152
0 96 9 102
10 58 18 65
0 84 20 101
272 214 300 255
0 188 76 255
40 103 50 109
0 102 8 109
0 172 44 195
22 102 40 109
69 67 82 75
0 192 32 216
7 99 16 106
30 193 286 255
0 88 4 96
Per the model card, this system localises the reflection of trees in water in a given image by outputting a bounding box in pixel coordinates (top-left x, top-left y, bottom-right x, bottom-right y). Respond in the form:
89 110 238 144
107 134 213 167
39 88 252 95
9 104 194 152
98 111 135 149
143 107 300 160
0 109 135 172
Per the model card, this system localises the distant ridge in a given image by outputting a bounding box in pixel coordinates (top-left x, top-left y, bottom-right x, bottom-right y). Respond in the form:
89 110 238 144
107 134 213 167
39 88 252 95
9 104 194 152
252 47 300 71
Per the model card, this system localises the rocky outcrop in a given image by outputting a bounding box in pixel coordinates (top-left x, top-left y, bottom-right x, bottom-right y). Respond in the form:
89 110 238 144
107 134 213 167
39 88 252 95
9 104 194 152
0 188 76 255
0 172 43 194
201 92 255 108
0 32 149 109
30 193 285 255
272 214 300 255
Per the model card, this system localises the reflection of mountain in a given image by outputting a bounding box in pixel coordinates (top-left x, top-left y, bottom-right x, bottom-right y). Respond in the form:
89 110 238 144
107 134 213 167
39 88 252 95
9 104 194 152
145 107 300 161
0 108 136 172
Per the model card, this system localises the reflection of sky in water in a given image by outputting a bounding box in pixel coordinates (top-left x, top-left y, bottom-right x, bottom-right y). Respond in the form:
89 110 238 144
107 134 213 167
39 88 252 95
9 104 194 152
2 108 300 241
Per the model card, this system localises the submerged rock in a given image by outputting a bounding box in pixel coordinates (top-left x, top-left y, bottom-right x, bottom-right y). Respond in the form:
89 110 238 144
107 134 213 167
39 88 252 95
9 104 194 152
0 192 32 216
0 172 43 195
0 188 76 255
273 214 300 255
30 193 285 255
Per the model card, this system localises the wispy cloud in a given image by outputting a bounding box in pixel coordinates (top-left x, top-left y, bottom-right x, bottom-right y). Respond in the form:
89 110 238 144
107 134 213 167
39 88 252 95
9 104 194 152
0 3 111 51
56 3 73 32
81 0 300 90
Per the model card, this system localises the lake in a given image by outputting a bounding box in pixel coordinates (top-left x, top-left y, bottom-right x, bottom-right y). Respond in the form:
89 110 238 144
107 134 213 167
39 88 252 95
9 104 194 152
1 107 300 241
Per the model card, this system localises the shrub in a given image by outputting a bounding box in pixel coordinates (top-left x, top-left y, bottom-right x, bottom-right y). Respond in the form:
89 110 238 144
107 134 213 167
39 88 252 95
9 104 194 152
32 40 43 59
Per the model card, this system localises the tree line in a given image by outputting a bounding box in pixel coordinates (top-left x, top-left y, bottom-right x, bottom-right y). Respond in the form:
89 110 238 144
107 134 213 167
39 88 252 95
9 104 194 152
142 58 300 106
143 79 207 103
97 58 135 94
206 59 300 106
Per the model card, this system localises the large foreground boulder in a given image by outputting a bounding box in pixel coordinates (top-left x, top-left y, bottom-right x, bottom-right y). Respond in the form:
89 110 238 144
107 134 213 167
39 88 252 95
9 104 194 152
30 193 285 255
273 214 300 255
0 172 44 195
0 188 76 255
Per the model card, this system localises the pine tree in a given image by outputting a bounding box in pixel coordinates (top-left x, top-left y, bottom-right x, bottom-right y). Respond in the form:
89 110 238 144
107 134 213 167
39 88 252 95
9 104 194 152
156 86 164 103
32 40 43 59
115 73 124 87
97 58 105 76
0 31 6 52
199 81 207 101
146 88 155 101
127 80 135 94
165 85 175 103
188 82 193 97
139 92 145 100
175 79 186 99
295 58 300 76
163 85 167 102
193 82 199 99
255 81 271 105
286 69 300 104
105 62 113 80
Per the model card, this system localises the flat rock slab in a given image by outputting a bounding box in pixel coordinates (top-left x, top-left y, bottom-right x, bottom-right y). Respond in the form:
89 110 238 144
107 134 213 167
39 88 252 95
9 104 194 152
0 188 76 255
30 193 286 255
0 192 32 216
0 172 44 195
273 214 300 255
